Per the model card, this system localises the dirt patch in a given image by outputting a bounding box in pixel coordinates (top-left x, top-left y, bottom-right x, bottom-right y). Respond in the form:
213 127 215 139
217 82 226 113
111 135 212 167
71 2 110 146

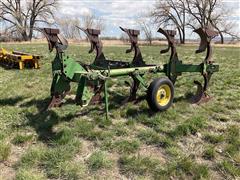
139 145 167 163
0 144 29 180
0 163 15 180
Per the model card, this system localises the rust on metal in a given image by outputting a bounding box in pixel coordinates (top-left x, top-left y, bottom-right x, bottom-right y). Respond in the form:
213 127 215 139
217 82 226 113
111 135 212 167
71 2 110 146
36 28 68 53
48 89 70 109
48 95 64 109
189 80 211 104
120 27 145 66
194 27 218 63
158 28 179 83
191 27 218 104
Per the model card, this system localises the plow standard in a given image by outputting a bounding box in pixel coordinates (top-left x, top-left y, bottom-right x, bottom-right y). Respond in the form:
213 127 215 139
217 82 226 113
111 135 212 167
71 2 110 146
38 26 219 119
0 48 40 70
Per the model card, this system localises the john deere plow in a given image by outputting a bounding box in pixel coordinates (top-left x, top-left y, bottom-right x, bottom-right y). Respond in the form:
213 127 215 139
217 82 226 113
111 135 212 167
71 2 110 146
37 26 219 119
0 48 40 70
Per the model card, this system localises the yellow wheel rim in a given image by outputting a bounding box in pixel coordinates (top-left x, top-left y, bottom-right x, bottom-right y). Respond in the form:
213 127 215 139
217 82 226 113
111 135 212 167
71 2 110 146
156 84 171 106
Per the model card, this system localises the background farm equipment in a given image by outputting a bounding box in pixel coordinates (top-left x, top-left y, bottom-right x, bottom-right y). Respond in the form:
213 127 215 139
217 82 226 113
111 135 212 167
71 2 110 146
0 48 40 70
38 26 219 119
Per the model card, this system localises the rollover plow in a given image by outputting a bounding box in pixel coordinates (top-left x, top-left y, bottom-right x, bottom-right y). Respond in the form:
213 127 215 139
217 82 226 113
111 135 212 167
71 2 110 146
0 48 40 70
37 26 219 119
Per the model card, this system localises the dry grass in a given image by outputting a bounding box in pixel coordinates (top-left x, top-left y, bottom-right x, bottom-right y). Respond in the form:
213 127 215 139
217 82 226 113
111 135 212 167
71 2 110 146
2 39 240 47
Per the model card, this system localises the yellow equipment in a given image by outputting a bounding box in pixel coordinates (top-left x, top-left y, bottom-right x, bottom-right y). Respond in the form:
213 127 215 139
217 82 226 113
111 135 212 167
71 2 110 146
0 48 40 70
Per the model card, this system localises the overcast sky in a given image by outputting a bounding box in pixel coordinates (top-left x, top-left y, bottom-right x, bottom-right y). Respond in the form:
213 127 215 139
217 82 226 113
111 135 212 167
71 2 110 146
59 0 240 38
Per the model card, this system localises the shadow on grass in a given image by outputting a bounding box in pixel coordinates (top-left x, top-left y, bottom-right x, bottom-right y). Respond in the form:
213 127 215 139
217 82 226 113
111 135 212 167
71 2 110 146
125 106 156 119
18 92 149 143
0 63 39 70
25 110 59 142
0 96 25 106
107 92 157 119
20 97 51 111
8 89 193 143
24 110 77 142
20 97 76 143
0 64 16 70
0 96 61 142
21 89 189 142
173 93 194 103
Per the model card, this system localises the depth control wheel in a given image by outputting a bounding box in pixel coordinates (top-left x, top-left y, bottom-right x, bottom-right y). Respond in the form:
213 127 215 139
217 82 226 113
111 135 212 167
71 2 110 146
147 77 174 112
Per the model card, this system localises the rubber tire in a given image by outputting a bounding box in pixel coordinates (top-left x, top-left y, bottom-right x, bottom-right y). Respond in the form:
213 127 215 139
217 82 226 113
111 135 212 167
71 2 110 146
147 77 174 112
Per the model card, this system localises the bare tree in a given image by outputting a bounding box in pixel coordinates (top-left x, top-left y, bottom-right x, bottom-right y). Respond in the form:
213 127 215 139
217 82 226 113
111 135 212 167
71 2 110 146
0 0 58 41
120 32 129 43
138 20 153 45
214 20 240 43
82 14 105 31
151 0 187 44
209 4 239 43
151 0 239 44
94 17 105 32
185 0 239 43
56 17 80 39
185 0 218 29
82 14 94 29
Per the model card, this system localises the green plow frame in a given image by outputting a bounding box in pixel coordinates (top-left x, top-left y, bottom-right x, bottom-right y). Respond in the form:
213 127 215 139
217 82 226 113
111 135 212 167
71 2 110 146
37 26 219 119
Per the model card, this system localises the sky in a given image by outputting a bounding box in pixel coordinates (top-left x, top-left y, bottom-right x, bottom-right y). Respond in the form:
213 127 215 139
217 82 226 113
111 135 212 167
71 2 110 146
0 0 239 39
59 0 240 38
59 0 155 37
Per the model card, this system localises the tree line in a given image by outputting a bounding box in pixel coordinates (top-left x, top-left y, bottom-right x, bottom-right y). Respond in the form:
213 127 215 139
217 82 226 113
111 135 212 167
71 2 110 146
0 0 105 41
151 0 239 44
0 0 239 43
0 0 57 41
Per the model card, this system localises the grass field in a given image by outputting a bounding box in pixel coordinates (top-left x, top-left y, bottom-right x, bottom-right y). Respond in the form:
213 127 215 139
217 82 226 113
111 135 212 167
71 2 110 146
0 43 239 180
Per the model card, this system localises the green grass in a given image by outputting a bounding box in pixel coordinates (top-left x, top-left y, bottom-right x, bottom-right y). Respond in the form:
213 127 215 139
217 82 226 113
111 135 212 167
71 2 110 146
152 157 209 179
53 127 75 145
160 157 209 179
138 129 161 145
169 116 206 138
138 129 174 148
87 151 112 171
19 145 46 168
18 138 81 178
119 155 209 179
42 142 81 177
219 160 240 178
224 125 240 157
202 145 216 160
16 168 46 180
118 155 159 177
112 122 129 136
0 43 239 179
113 139 140 154
204 133 224 144
12 134 33 145
0 142 11 161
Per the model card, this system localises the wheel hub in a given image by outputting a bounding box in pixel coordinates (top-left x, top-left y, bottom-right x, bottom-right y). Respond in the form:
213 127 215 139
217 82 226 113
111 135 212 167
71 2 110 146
156 85 171 106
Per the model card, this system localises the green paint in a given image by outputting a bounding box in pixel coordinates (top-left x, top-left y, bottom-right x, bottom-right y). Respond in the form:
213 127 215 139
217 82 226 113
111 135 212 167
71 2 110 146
62 56 87 81
104 80 109 120
76 77 93 106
